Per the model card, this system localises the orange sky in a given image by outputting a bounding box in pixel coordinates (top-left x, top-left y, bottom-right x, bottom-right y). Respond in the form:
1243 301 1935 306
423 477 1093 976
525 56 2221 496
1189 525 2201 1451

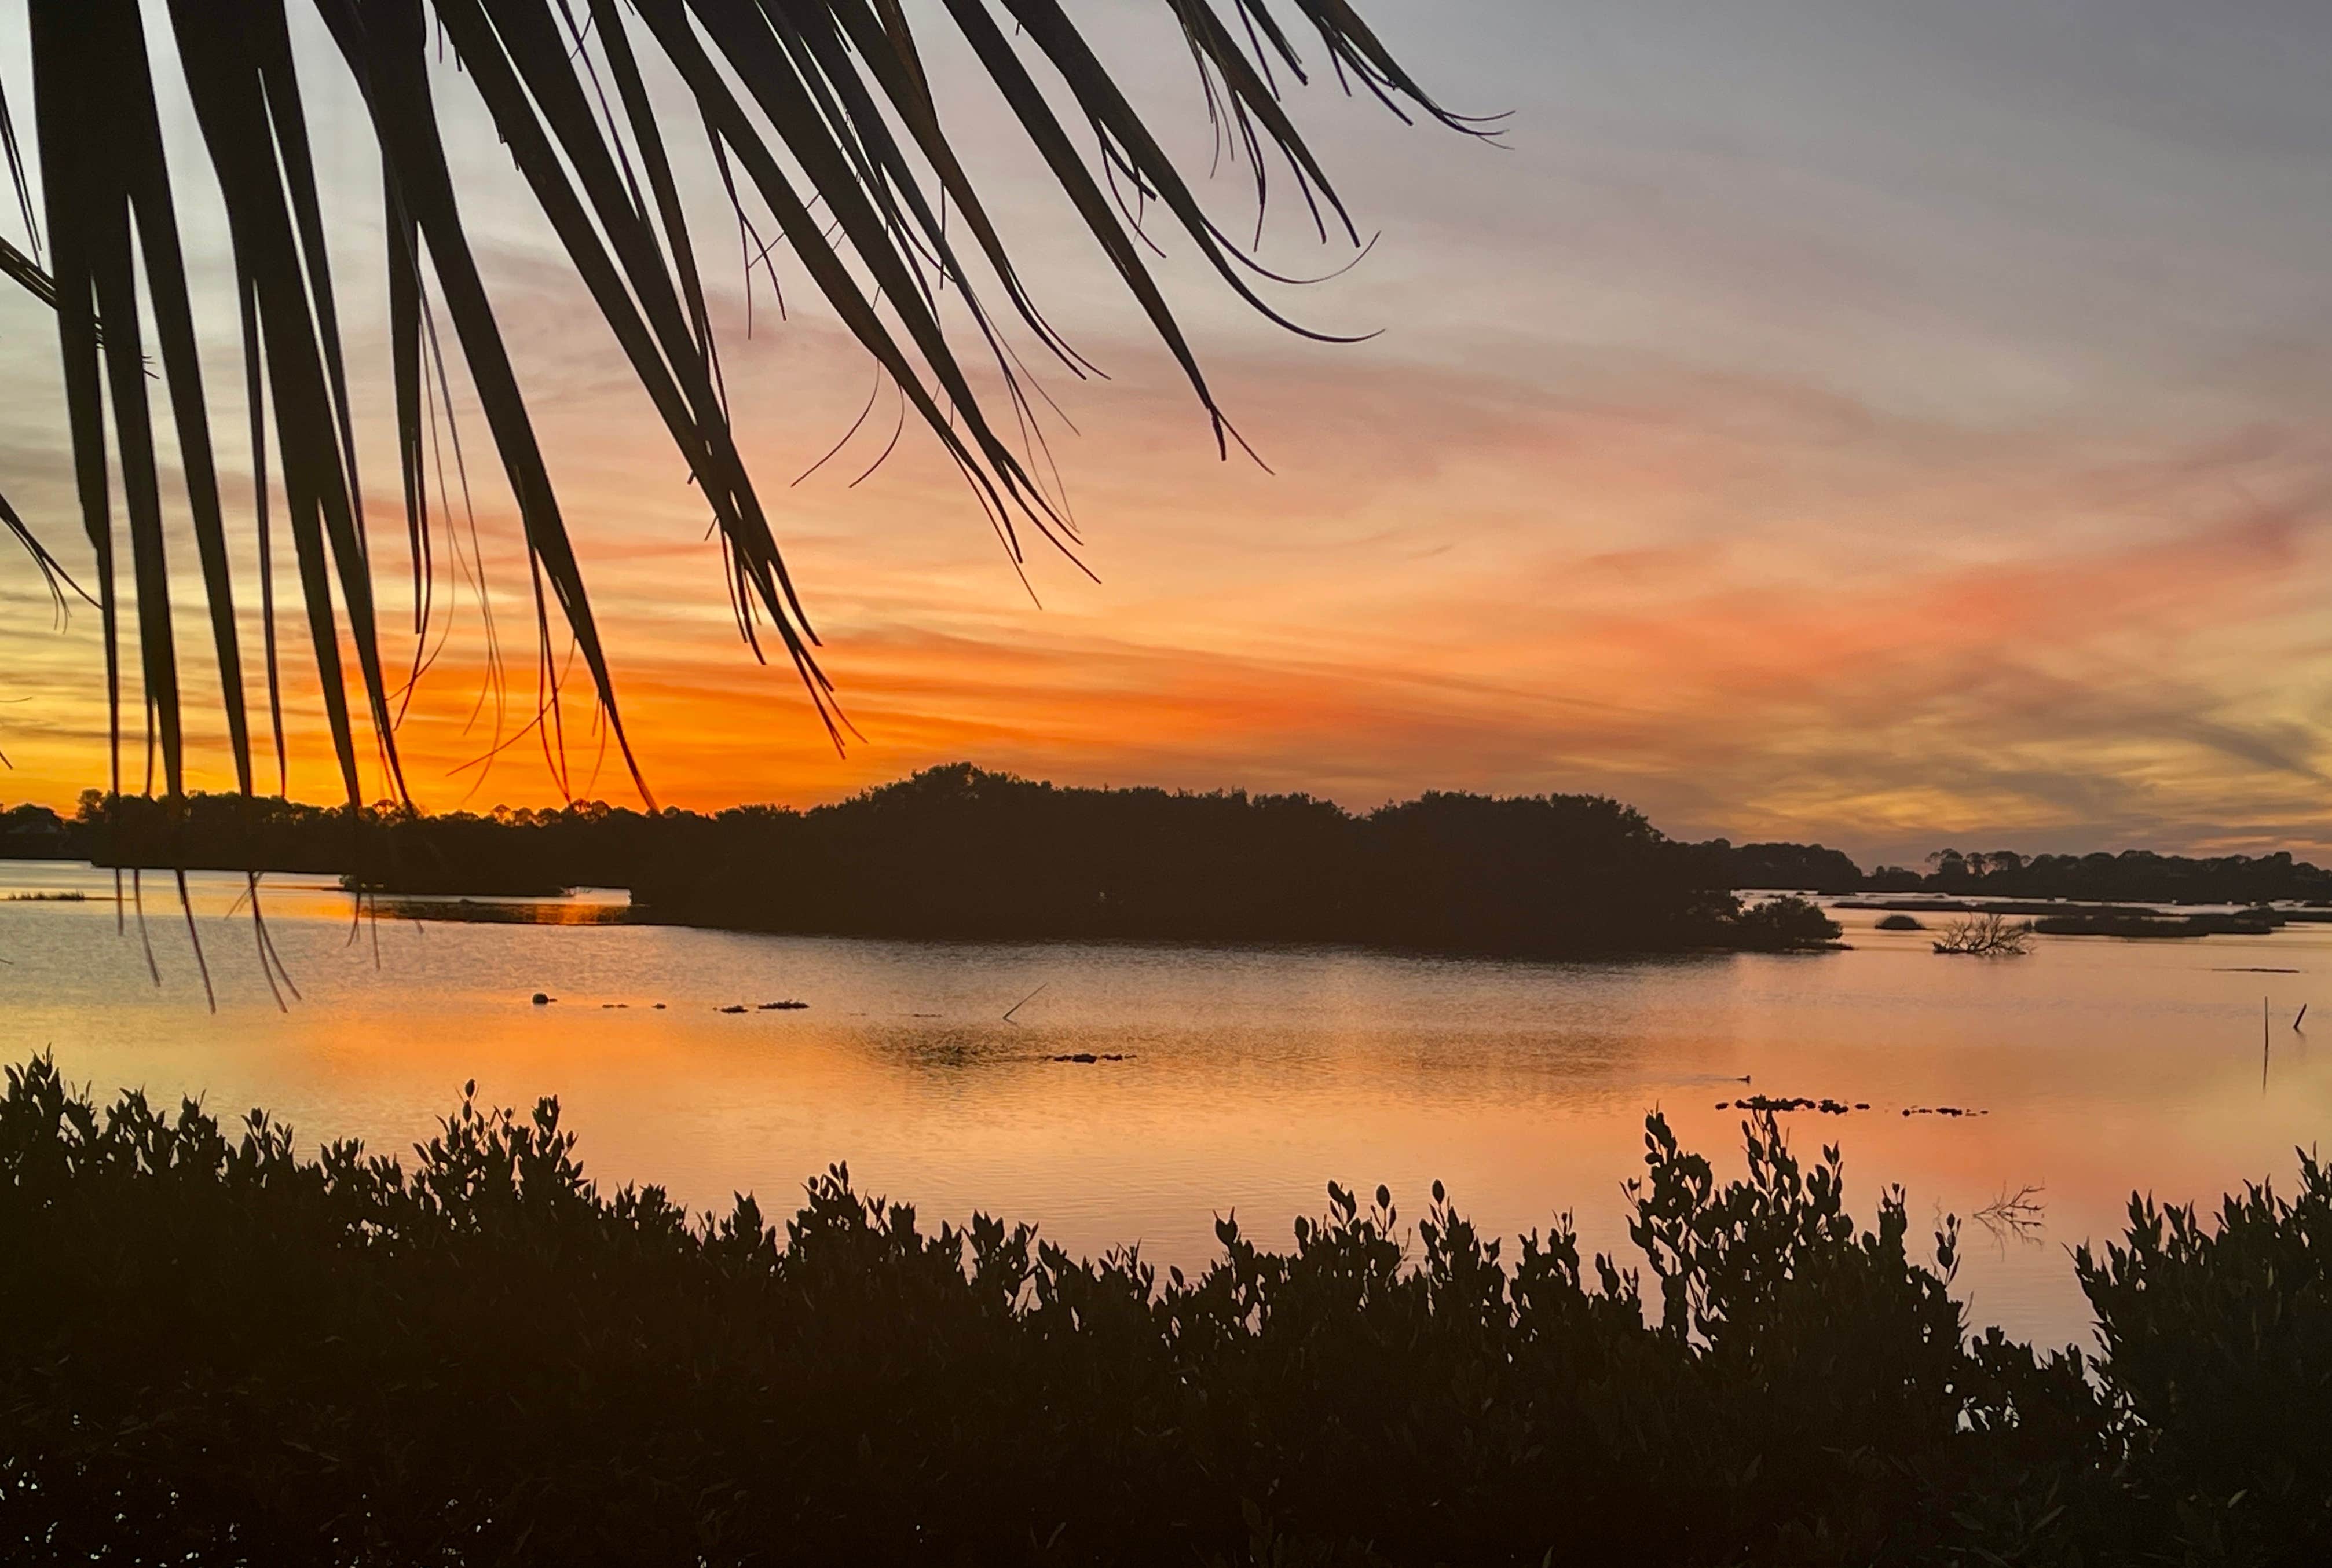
5 1 2332 866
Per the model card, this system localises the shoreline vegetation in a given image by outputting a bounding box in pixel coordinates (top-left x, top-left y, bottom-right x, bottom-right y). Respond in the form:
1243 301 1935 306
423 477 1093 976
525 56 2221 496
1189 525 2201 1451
10 771 2330 918
4 1054 2324 1565
13 763 2332 956
10 764 2332 951
17 767 1848 958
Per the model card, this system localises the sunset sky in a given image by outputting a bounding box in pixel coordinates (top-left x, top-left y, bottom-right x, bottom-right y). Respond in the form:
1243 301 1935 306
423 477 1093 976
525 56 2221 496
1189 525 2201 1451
3 0 2332 866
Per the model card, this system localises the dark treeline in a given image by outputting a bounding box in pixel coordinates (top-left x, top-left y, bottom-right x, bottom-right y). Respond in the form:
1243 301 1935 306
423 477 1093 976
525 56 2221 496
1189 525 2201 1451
17 767 2329 944
5 1056 2324 1565
1863 845 2332 904
0 801 72 860
623 767 1770 954
35 766 1838 957
1701 839 1868 893
1703 839 2332 903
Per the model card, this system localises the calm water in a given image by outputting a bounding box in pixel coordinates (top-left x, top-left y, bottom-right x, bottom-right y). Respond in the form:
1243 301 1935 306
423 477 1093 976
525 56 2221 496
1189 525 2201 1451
4 859 2327 1349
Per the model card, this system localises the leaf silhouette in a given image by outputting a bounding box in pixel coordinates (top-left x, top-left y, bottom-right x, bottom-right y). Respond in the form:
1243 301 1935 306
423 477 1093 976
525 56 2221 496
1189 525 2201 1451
4 0 1483 814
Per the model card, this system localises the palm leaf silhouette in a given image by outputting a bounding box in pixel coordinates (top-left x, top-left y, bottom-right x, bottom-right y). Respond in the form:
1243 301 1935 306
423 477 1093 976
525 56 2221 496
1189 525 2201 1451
4 0 1485 813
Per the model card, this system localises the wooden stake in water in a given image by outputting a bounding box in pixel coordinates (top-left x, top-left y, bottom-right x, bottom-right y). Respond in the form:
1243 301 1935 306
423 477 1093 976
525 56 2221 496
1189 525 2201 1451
1003 981 1049 1024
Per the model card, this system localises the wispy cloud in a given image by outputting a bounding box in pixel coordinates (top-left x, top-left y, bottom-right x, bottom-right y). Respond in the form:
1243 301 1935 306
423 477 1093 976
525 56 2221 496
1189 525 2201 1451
4 2 2332 870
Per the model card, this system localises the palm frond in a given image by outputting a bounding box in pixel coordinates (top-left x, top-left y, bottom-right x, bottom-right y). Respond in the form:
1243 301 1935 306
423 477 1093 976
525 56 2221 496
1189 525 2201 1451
3 0 1480 813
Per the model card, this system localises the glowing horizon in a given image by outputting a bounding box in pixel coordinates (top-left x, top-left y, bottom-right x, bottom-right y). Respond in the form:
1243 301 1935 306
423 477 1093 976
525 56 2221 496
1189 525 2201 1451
5 1 2331 868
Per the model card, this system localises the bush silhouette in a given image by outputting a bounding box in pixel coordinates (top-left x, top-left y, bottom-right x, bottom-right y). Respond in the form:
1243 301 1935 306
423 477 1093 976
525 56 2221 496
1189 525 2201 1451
5 1056 2325 1562
1727 895 1843 951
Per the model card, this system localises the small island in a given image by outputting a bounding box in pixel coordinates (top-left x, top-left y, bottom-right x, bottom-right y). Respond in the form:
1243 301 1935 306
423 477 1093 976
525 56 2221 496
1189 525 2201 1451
53 767 1843 961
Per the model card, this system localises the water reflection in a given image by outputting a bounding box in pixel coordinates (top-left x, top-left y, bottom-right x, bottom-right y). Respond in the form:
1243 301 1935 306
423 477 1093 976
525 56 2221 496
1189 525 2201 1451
1 860 2326 1350
368 896 635 926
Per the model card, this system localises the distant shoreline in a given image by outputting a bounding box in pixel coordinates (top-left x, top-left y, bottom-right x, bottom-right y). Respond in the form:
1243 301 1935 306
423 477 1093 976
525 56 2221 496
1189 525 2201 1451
13 764 2331 947
14 764 1851 959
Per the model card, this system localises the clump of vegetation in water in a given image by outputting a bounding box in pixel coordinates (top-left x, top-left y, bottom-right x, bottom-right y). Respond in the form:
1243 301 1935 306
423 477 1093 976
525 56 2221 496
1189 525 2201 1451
1727 893 1843 950
1932 912 2035 956
1875 912 1925 931
2 1054 2326 1565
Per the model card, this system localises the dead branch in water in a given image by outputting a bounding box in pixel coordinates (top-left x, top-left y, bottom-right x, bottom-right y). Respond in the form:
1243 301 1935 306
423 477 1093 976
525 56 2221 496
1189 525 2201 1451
1932 913 2034 957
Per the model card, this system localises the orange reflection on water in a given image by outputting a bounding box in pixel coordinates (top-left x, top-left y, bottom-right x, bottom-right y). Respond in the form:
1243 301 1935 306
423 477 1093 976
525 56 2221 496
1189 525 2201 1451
2 871 2326 1351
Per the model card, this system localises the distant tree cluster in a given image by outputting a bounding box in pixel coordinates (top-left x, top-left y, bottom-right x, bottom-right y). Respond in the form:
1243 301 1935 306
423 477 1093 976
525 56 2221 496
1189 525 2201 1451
1695 839 1865 893
60 766 1781 957
45 771 2332 948
0 803 69 859
1715 841 2332 905
629 765 1753 957
1867 846 2332 904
